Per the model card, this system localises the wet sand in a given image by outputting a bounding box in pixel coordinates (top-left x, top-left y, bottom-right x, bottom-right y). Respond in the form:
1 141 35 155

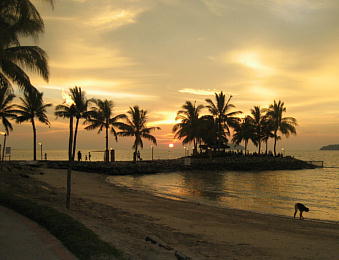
28 168 339 260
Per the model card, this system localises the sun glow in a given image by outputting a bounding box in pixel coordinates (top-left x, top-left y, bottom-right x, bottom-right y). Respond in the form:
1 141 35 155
149 112 180 126
231 50 276 76
61 89 74 106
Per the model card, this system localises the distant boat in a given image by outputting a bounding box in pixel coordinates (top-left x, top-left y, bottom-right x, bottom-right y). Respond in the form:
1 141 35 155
320 144 339 150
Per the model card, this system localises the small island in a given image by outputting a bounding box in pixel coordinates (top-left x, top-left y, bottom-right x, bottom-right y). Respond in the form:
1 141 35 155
320 144 339 150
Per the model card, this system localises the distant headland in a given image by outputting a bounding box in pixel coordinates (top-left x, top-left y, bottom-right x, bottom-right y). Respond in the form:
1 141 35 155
320 144 339 150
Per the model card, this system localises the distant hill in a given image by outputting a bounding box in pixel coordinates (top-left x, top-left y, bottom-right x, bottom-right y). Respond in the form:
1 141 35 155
320 144 339 150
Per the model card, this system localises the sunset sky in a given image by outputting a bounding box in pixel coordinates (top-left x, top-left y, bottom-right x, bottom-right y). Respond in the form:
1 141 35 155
7 0 339 152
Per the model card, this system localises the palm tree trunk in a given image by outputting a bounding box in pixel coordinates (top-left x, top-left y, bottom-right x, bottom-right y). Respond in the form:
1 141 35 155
193 139 197 156
2 134 7 162
32 118 37 161
245 140 248 155
68 116 74 161
134 145 138 162
66 115 74 210
273 130 277 156
105 124 109 162
72 117 79 160
258 140 261 154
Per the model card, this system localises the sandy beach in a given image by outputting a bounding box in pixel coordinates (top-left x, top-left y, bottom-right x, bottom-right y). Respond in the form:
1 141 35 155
2 166 338 259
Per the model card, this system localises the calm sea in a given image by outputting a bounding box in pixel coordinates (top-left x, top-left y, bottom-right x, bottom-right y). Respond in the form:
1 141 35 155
107 150 339 222
8 148 339 222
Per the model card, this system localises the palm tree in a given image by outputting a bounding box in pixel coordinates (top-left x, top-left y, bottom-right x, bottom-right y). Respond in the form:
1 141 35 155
118 105 160 162
205 92 242 148
14 90 51 160
267 100 297 156
172 101 204 154
232 116 255 154
55 103 76 161
55 97 77 210
261 118 274 154
0 0 53 93
0 85 16 161
0 85 16 134
85 99 126 162
69 87 88 159
248 106 266 154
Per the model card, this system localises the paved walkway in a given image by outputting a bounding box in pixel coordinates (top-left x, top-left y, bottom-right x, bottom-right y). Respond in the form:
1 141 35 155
0 205 77 260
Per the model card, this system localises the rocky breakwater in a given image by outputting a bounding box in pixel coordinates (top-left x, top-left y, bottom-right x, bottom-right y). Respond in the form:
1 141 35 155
189 156 316 171
32 155 315 175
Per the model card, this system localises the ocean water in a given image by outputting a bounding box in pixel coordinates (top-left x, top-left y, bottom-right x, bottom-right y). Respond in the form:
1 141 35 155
107 150 339 222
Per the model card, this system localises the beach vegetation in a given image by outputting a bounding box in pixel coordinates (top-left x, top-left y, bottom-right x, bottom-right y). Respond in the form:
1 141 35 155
0 0 53 93
0 85 16 134
232 116 255 154
172 101 204 155
55 101 76 161
205 92 242 146
69 87 89 160
85 99 126 162
248 106 267 153
266 100 297 156
118 105 160 162
174 93 297 157
14 90 51 160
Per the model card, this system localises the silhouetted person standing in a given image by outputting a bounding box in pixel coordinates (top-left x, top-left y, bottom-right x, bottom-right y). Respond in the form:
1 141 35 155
88 152 91 161
78 151 82 161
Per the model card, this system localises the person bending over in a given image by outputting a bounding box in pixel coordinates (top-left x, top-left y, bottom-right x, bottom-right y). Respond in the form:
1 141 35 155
294 203 309 219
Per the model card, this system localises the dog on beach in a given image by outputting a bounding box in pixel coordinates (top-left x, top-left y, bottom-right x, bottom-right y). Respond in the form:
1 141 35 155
294 203 309 219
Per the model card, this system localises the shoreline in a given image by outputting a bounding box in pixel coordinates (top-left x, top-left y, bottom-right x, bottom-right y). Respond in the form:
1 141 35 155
2 165 338 259
108 178 339 225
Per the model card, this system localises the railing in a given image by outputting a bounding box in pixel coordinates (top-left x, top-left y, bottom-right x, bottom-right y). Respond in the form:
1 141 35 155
306 161 324 168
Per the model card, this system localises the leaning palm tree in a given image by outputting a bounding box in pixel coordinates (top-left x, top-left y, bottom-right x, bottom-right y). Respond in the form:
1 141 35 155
0 0 53 93
55 98 77 210
85 99 126 162
69 87 88 159
232 116 256 154
14 90 51 160
205 92 242 148
55 102 76 161
118 105 160 162
172 101 204 154
0 85 17 161
267 100 297 155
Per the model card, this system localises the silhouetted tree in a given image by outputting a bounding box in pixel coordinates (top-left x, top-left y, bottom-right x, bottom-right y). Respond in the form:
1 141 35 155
0 85 16 161
248 106 267 154
55 97 76 209
55 102 76 161
172 101 204 154
118 105 160 162
267 100 297 155
69 87 88 159
205 92 241 149
85 99 125 162
232 116 255 154
0 85 16 134
0 0 53 93
14 90 51 160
